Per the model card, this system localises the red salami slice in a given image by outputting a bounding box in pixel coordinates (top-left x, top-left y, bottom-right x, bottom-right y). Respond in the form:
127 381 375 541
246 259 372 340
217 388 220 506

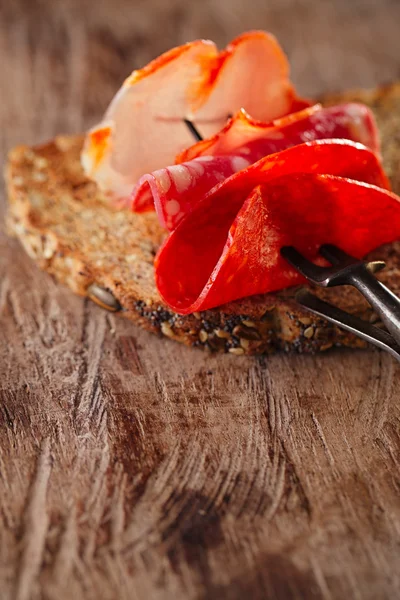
131 155 251 229
155 175 400 314
177 103 379 164
132 140 389 231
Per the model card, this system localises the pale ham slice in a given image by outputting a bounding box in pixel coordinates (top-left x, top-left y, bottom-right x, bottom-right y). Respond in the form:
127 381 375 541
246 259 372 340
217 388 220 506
81 31 303 200
177 103 380 163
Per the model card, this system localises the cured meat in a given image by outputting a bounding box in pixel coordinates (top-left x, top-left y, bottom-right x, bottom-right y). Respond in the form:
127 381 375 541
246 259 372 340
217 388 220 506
155 174 400 314
81 31 305 200
176 103 380 163
132 104 381 226
132 140 389 232
131 155 249 230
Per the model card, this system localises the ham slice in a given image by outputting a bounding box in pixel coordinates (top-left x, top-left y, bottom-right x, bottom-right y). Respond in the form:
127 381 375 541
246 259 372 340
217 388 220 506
132 139 388 232
154 141 395 314
81 31 305 200
156 175 400 314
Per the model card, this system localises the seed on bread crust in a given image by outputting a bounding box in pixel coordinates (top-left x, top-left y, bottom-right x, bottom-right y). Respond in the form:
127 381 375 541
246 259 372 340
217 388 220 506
199 329 208 342
303 326 315 339
229 347 245 355
161 321 175 337
215 328 231 339
87 284 121 312
241 319 256 328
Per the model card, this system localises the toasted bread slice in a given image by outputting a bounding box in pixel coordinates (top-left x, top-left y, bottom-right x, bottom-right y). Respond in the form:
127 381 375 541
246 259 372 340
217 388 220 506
5 83 400 355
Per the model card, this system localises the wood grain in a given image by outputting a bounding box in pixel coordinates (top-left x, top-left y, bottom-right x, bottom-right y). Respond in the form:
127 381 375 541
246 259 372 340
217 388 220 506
1 0 400 598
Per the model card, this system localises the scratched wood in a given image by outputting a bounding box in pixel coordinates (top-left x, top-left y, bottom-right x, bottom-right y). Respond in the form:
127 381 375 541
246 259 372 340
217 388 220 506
1 1 400 599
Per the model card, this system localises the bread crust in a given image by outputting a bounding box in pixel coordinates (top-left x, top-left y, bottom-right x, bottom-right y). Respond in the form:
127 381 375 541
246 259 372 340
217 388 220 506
6 83 400 355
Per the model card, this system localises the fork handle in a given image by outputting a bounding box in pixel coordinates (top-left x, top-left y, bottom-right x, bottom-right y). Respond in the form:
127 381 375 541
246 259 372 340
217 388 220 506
350 268 400 346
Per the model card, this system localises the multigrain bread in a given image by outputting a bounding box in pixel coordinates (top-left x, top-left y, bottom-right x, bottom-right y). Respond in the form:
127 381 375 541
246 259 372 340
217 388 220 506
5 83 400 355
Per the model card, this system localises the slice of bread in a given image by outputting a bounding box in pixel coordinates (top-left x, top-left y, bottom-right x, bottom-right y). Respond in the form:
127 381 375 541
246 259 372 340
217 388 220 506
5 84 400 356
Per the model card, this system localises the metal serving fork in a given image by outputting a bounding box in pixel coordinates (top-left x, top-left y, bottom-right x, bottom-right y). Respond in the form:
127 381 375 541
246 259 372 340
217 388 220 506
281 244 400 361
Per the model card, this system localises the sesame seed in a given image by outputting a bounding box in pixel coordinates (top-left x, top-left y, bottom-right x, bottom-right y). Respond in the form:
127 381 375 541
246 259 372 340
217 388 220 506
43 245 55 259
199 329 208 343
240 338 250 350
161 322 174 337
241 319 256 328
228 347 245 356
193 312 201 320
299 317 312 326
304 327 314 339
215 328 231 339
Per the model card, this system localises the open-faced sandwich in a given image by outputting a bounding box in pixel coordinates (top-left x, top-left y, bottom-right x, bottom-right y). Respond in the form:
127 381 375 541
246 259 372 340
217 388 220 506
6 31 400 355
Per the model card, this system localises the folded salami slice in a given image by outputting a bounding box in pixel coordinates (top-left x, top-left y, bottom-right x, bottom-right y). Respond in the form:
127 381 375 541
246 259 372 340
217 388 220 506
133 139 389 231
82 31 305 200
155 174 400 314
176 103 379 163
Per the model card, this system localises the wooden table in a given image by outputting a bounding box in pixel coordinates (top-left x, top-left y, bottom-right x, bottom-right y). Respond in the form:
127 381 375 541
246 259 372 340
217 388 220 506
1 1 400 598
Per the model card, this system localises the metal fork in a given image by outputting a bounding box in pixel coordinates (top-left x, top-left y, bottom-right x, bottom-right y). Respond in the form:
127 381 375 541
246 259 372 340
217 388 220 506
281 244 400 361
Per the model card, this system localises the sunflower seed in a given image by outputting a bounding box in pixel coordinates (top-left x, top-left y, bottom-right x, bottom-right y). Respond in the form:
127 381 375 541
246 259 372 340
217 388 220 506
199 330 208 343
87 284 121 312
228 347 245 355
241 319 256 328
161 322 174 337
215 328 231 339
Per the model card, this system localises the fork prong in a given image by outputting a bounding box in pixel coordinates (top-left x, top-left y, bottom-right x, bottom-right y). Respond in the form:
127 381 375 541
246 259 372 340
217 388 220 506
280 246 327 283
319 244 358 266
295 288 400 361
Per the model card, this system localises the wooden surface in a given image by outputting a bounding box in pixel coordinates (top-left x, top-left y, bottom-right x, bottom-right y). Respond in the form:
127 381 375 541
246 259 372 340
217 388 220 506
1 1 400 598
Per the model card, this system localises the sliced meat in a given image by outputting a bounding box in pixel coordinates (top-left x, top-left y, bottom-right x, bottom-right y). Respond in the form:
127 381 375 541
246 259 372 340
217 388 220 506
82 31 305 200
155 174 400 314
131 155 249 230
132 140 389 231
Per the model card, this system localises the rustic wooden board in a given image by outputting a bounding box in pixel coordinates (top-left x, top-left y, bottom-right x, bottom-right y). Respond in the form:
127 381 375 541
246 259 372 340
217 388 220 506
1 1 400 598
